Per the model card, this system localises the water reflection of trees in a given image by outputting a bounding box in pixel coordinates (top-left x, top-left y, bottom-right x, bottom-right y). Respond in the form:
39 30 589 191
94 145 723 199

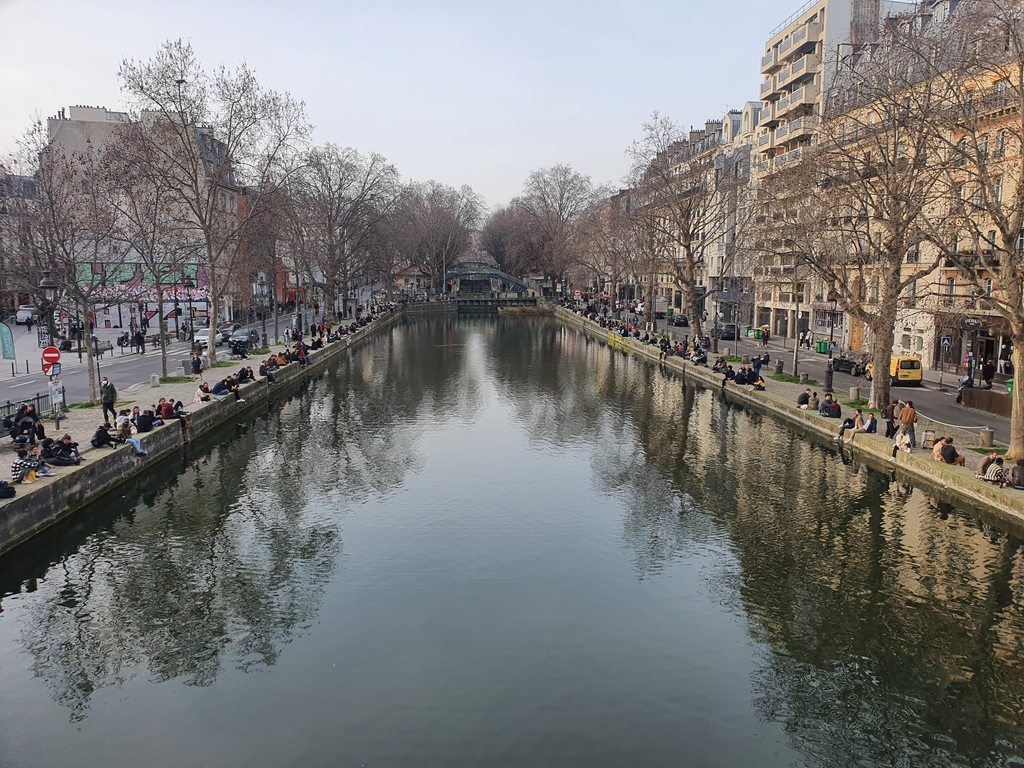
543 321 1024 766
9 315 470 721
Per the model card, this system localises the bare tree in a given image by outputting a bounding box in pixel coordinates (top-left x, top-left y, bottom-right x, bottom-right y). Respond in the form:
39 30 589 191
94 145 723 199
626 113 739 337
286 144 400 319
480 203 543 278
515 164 600 290
7 120 131 402
914 0 1024 456
118 38 310 363
403 181 484 294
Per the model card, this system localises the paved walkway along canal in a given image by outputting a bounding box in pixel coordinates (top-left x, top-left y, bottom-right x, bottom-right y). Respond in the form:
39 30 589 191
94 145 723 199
1 314 1023 767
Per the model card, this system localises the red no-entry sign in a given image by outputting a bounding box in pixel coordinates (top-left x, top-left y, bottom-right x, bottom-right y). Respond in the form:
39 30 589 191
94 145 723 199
42 346 61 364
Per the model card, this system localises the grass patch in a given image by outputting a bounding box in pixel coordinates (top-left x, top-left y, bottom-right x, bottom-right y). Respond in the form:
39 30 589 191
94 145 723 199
160 375 192 384
249 347 270 355
67 401 97 409
212 361 236 368
968 446 1008 455
725 355 742 363
839 397 870 408
771 373 819 386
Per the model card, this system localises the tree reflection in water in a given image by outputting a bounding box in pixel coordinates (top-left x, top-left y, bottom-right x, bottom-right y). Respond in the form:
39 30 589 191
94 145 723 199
9 316 469 721
543 321 1024 767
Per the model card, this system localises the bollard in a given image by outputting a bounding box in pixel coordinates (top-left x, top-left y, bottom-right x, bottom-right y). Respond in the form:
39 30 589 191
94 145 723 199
774 360 784 375
711 337 719 354
150 374 160 388
850 386 860 401
800 372 809 384
742 355 750 365
10 362 14 377
825 360 834 393
979 428 995 447
24 360 28 374
724 346 731 358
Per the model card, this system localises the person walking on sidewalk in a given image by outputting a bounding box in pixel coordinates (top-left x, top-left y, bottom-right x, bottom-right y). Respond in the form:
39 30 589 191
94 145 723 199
899 400 918 448
100 376 117 426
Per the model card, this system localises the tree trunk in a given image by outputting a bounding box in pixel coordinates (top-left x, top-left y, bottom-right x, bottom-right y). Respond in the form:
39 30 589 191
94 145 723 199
1008 337 1024 460
868 315 895 410
681 281 704 339
83 298 98 404
208 290 219 364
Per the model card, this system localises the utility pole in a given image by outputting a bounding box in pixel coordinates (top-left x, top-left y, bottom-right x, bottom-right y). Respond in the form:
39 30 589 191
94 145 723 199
792 276 800 377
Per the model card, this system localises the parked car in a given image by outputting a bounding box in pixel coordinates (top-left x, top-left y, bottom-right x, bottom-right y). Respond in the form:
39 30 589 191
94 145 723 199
217 322 241 342
831 352 869 377
865 355 923 386
671 313 689 327
714 323 739 340
194 328 221 347
229 328 257 348
15 305 39 325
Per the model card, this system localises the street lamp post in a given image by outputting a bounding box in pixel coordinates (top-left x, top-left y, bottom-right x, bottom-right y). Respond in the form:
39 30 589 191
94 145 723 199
258 276 267 348
183 276 195 344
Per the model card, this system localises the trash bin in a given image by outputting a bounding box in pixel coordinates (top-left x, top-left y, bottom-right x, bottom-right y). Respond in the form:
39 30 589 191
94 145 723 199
816 340 828 354
1007 378 1015 397
744 326 752 337
754 329 763 340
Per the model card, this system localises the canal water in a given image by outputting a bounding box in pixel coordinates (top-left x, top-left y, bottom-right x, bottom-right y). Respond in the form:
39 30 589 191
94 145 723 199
1 316 1023 767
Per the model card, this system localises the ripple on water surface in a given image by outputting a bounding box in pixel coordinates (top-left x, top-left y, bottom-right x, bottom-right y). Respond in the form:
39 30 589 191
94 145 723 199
0 316 1022 768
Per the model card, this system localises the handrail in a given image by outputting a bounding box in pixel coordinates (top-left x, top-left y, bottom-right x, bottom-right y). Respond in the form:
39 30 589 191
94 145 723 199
768 0 819 40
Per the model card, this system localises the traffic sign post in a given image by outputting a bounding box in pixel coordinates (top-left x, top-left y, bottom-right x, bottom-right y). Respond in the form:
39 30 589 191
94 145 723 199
41 346 61 365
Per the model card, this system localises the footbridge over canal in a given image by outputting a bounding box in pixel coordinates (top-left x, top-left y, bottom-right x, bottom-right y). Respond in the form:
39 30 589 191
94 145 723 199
448 262 537 312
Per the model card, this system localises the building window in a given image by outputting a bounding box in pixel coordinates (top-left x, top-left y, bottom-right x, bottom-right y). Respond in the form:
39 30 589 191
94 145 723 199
993 177 1002 203
945 277 956 305
985 277 993 295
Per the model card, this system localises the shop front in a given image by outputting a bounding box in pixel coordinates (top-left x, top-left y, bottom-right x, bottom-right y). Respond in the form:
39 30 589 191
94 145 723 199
931 312 1013 376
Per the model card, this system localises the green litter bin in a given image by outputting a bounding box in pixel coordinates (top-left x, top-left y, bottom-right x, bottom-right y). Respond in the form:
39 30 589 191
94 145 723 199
1007 378 1014 397
754 329 763 340
816 340 828 354
744 325 752 337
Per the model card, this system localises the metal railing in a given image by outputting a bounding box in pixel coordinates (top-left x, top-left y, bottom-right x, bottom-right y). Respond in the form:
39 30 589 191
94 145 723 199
1 392 53 420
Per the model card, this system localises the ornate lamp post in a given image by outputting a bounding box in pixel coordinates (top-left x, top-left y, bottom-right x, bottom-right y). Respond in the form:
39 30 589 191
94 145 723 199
258 276 267 348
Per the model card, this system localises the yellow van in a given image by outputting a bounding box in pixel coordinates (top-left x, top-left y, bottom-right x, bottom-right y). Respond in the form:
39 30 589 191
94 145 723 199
866 356 923 386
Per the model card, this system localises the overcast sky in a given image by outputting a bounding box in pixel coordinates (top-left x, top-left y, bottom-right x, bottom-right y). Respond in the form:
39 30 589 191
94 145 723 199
1 0 790 208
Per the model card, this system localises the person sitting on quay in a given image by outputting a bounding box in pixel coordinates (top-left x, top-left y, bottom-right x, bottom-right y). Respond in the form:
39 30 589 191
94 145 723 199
115 409 135 441
796 388 811 409
194 382 213 403
891 426 912 461
40 437 79 467
976 450 1000 479
751 375 766 392
836 409 863 441
983 457 1009 487
845 411 878 442
58 434 83 463
11 448 52 483
1010 458 1024 489
819 394 836 417
939 437 967 467
91 423 147 457
260 359 277 384
931 437 947 462
807 391 820 411
237 366 253 385
734 366 748 386
136 409 158 433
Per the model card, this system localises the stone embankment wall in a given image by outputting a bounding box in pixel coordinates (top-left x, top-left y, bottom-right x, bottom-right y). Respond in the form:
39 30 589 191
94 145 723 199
0 309 408 556
556 307 1024 531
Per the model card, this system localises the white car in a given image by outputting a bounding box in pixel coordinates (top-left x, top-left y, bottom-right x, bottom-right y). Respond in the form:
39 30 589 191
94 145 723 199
194 328 221 347
15 306 39 325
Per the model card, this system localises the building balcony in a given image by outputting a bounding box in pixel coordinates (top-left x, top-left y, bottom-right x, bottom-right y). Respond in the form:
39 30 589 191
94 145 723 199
786 114 819 140
757 159 772 174
775 121 790 141
791 21 822 49
758 131 774 149
774 146 803 168
761 49 779 74
780 36 793 55
777 53 820 89
760 78 774 97
757 103 778 128
776 82 820 119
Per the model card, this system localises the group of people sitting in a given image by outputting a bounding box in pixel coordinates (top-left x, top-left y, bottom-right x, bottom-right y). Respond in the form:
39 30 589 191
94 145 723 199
722 363 767 390
10 434 84 483
971 450 1024 489
5 403 46 446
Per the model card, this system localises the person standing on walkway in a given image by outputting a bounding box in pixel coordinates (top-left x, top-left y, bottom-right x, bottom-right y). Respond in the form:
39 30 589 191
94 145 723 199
899 400 918 448
883 399 898 439
191 353 204 381
100 376 117 426
982 359 996 389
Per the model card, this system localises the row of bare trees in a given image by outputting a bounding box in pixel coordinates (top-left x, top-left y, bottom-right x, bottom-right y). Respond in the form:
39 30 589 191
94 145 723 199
0 40 483 400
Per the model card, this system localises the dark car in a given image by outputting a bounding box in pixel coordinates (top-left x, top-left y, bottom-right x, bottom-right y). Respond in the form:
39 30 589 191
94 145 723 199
229 328 257 347
831 352 868 377
671 314 689 327
714 323 738 340
218 322 241 342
